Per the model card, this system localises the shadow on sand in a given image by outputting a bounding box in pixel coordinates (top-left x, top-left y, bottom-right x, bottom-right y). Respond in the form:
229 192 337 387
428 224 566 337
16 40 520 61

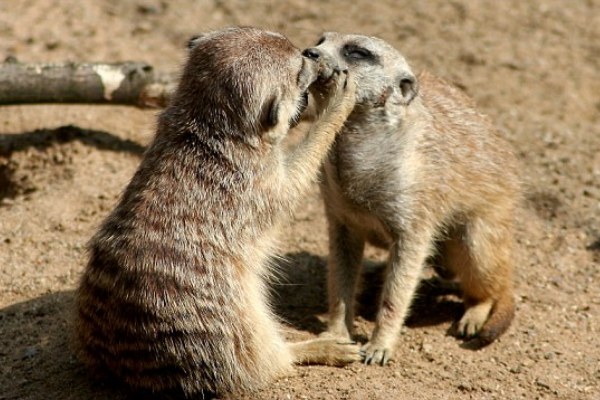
0 125 145 157
0 125 146 203
0 251 462 399
272 251 463 335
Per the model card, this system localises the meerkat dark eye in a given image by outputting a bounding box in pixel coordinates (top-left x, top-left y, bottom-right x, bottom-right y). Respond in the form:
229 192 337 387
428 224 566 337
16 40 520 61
344 45 373 60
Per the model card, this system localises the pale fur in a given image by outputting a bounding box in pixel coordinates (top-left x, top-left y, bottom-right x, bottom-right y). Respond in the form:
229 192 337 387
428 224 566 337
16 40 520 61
305 32 520 365
75 27 358 398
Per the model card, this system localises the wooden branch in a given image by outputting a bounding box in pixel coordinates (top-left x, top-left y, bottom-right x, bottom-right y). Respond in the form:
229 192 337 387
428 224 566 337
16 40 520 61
0 60 177 108
0 60 318 121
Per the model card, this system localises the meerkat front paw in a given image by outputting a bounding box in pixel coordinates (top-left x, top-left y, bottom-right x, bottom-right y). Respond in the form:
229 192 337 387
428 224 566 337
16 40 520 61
304 50 356 117
311 65 347 98
360 340 395 366
331 69 357 114
313 67 356 123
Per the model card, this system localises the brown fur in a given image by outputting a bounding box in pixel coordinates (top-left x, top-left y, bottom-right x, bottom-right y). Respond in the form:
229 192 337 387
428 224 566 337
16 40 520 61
75 27 358 398
304 33 520 365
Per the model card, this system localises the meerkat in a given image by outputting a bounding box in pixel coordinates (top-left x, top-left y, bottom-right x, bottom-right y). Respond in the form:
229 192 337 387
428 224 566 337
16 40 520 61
75 27 359 397
303 32 520 365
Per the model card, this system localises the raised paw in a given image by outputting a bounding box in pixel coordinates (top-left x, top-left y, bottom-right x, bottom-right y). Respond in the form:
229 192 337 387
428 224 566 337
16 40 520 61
325 68 356 119
305 54 355 116
313 65 347 97
360 341 394 366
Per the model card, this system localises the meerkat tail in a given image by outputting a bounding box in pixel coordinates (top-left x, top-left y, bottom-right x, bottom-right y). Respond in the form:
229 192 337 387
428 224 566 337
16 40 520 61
477 291 515 345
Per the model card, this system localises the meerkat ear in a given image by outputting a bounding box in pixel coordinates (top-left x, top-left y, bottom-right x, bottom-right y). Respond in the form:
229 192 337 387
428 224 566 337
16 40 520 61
260 94 289 144
398 74 418 105
261 94 280 129
187 34 206 49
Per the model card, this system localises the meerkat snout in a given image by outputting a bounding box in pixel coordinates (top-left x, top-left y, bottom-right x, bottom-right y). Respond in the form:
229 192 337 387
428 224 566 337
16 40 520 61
305 47 348 83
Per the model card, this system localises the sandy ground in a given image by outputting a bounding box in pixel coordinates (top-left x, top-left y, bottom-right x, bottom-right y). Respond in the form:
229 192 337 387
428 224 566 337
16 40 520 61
0 1 599 399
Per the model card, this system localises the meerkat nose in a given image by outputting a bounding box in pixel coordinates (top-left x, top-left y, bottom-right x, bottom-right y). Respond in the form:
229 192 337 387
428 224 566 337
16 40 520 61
302 48 321 60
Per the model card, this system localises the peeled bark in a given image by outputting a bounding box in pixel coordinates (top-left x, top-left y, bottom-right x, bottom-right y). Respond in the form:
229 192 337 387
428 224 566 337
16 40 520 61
0 60 176 108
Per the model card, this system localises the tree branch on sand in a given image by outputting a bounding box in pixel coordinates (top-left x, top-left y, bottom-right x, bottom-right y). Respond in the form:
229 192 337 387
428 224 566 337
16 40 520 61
0 59 177 108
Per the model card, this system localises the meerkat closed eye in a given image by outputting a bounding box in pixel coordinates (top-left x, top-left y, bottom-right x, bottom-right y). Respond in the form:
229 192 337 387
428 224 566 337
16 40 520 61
304 32 520 365
75 27 358 398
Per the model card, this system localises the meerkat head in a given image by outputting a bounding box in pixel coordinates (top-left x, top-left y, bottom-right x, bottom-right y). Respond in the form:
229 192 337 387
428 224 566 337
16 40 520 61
168 27 318 146
304 32 418 112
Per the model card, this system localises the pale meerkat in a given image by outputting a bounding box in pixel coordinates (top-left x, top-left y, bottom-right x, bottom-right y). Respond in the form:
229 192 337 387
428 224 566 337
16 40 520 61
303 32 520 365
75 27 359 398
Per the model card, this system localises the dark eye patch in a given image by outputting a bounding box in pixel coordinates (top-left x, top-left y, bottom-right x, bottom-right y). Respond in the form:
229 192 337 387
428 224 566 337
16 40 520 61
343 44 379 64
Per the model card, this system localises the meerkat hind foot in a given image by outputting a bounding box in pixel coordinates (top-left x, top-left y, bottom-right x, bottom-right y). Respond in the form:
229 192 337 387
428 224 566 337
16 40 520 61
456 298 494 338
290 337 360 366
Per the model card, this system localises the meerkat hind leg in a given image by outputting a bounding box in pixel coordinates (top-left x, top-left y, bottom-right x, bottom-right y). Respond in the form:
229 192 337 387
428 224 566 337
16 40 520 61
440 220 514 343
289 337 360 366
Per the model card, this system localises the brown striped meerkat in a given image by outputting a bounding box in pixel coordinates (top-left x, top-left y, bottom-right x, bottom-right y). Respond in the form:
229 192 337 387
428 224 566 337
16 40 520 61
75 27 358 397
